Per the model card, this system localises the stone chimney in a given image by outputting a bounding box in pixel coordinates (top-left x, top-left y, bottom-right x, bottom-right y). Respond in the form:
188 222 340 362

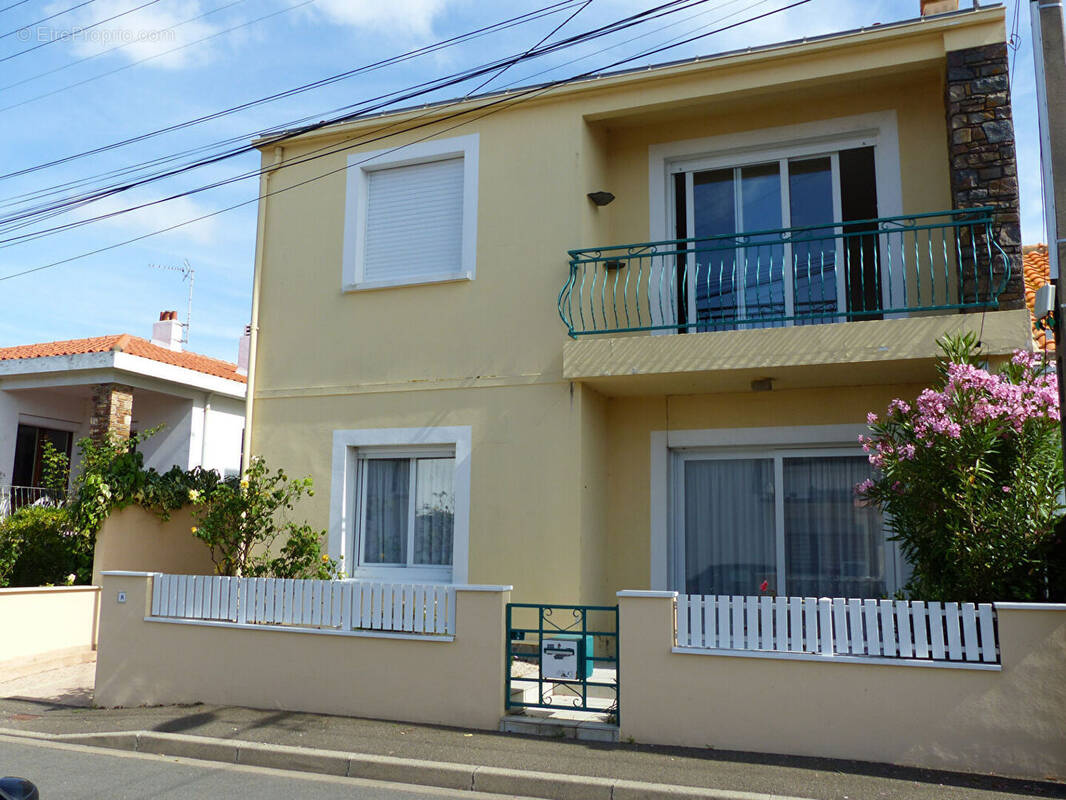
237 324 251 376
151 310 184 352
921 0 959 15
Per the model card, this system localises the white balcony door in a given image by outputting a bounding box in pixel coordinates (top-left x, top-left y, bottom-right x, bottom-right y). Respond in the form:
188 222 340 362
681 155 844 330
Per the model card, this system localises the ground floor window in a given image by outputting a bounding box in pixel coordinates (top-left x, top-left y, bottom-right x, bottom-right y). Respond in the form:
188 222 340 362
329 427 471 584
672 447 896 599
355 450 455 572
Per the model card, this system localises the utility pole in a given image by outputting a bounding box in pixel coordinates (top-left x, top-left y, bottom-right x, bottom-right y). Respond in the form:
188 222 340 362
1031 0 1066 457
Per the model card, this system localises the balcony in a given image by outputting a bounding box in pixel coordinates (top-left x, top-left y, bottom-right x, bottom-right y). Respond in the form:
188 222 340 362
560 208 1009 338
560 208 1030 395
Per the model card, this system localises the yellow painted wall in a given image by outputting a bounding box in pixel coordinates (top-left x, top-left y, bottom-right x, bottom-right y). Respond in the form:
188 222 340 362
248 12 1006 603
0 586 99 668
95 573 508 730
93 506 216 585
603 384 928 595
255 382 614 604
619 594 1066 781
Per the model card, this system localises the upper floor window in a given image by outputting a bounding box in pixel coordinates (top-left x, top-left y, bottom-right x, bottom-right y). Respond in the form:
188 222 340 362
342 134 479 292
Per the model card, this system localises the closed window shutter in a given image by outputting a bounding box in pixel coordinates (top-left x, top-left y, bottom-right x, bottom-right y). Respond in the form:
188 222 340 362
363 157 465 283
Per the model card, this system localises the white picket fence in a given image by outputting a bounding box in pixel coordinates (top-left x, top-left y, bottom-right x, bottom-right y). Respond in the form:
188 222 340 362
150 574 456 636
675 595 999 664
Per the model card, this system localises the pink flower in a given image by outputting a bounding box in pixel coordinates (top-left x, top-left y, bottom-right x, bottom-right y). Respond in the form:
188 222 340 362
866 412 878 424
855 478 875 494
1002 486 1012 493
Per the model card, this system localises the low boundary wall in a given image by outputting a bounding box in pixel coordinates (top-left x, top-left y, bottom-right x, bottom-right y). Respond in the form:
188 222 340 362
95 572 510 730
618 591 1066 782
0 585 100 670
93 506 216 585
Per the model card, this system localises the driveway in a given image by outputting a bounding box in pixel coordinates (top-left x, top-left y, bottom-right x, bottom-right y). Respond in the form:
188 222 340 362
0 657 94 709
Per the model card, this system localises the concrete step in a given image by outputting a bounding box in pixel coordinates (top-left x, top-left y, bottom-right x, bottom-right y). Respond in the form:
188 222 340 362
499 714 619 743
508 679 549 705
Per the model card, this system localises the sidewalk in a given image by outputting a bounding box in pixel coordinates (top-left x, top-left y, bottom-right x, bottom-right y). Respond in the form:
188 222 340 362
0 698 1062 800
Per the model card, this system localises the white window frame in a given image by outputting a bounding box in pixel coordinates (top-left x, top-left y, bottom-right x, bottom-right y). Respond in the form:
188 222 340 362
646 112 904 331
650 425 906 595
329 426 471 583
341 134 479 292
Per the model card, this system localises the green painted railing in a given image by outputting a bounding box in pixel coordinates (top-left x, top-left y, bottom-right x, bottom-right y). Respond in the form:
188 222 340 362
559 207 1010 337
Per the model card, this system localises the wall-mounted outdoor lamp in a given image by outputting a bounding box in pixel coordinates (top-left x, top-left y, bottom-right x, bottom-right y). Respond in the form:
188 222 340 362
587 191 615 206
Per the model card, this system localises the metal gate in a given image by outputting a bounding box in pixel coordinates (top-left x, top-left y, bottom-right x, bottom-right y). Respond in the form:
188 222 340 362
505 603 619 722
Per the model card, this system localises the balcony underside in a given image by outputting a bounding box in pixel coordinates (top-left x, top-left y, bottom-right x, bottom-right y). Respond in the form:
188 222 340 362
562 308 1033 397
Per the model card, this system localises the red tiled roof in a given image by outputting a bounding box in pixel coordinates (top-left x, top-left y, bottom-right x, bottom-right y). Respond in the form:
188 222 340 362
1023 244 1055 353
0 334 246 383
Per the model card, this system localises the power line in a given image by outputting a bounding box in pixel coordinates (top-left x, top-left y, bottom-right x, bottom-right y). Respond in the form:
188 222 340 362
0 0 765 243
1 0 726 243
0 0 314 113
464 0 594 97
0 0 812 282
0 0 94 39
0 0 246 93
0 0 690 231
0 0 586 183
0 1 586 220
0 0 36 14
0 0 164 64
0 0 763 220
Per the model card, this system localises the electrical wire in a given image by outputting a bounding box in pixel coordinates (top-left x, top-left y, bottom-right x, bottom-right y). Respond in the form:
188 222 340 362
0 0 246 93
0 0 772 242
0 0 315 114
0 0 164 64
0 0 707 235
0 0 588 220
0 0 94 39
0 0 587 183
0 0 812 282
0 0 36 14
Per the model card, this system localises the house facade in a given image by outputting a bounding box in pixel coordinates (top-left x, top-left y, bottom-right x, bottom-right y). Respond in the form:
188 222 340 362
0 312 247 513
246 4 1030 604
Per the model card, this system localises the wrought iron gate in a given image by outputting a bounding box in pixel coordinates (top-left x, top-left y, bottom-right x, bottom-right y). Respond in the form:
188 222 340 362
505 603 619 721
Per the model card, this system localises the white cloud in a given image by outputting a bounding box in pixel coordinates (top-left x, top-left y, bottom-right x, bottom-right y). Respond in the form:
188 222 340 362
42 0 223 69
68 190 222 246
308 0 450 37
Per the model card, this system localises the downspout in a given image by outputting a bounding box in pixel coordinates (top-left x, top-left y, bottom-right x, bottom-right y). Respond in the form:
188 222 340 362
200 392 212 469
241 145 284 472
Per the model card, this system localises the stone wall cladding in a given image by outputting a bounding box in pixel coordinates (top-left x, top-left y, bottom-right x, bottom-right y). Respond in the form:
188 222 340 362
89 383 133 442
946 42 1023 310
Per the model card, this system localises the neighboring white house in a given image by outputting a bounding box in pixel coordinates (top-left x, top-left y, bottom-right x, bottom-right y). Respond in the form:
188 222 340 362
0 312 247 510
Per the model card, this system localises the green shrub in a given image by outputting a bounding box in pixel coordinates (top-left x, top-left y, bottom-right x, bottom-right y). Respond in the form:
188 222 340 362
0 506 91 587
188 456 338 579
858 334 1064 601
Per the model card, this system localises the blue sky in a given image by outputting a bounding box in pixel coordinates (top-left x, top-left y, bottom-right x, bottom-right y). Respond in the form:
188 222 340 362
0 0 1044 362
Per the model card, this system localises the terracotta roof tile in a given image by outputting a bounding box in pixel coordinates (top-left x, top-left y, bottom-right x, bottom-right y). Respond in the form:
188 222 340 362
1023 244 1054 353
0 334 246 383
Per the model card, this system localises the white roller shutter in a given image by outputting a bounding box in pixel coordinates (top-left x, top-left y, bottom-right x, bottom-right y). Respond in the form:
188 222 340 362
362 157 465 284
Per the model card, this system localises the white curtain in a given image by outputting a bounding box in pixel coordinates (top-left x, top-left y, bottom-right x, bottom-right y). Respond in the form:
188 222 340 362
363 459 409 564
684 459 775 596
783 456 884 598
414 458 454 566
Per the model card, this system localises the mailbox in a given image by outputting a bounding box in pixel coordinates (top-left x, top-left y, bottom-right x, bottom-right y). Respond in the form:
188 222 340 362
541 634 594 680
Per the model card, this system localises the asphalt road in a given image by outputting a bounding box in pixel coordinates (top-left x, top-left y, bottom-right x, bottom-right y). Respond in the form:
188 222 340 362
0 735 532 800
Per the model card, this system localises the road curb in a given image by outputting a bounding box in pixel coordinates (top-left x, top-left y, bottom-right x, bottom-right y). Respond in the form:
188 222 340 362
0 728 813 800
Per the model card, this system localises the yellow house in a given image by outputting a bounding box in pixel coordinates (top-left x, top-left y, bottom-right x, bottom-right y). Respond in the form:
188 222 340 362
245 3 1029 605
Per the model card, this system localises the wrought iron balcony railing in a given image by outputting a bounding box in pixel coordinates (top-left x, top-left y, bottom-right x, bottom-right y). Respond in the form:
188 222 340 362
559 208 1010 338
0 485 65 518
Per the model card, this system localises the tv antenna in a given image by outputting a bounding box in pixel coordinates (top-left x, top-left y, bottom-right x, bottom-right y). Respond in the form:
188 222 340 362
148 260 194 346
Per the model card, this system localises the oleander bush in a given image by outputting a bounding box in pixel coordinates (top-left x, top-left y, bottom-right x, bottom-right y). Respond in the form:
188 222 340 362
857 333 1065 601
